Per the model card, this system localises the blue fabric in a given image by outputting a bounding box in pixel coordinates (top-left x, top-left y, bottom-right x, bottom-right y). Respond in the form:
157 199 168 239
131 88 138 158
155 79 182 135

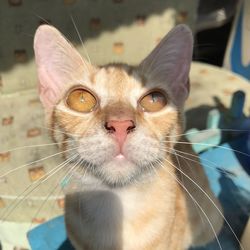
192 134 250 250
27 216 74 250
231 3 250 80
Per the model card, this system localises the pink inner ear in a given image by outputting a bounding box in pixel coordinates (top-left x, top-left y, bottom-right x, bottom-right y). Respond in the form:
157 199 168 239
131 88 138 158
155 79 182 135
34 25 91 111
38 67 60 109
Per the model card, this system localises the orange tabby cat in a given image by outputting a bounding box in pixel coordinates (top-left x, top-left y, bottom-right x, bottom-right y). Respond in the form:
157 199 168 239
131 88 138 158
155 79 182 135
34 24 223 250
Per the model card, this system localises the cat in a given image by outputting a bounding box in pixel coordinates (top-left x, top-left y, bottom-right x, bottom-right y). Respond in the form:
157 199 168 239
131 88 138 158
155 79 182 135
33 24 223 250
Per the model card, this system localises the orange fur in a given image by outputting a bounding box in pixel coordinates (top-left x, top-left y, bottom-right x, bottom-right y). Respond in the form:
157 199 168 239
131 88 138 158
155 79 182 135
34 25 223 250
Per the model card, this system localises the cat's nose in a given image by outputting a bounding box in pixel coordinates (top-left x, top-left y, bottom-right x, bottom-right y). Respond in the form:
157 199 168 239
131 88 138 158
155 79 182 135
105 120 136 149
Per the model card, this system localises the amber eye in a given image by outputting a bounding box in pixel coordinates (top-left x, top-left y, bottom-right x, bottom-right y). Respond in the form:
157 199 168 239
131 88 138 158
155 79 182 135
139 91 167 112
66 88 97 113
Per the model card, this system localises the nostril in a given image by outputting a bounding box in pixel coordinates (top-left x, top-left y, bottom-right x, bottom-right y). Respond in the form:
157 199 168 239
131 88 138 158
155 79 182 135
127 121 136 134
104 122 116 133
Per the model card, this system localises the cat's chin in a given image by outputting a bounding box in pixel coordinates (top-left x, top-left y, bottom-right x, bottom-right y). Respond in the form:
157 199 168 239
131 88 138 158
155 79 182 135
90 155 145 187
103 154 136 172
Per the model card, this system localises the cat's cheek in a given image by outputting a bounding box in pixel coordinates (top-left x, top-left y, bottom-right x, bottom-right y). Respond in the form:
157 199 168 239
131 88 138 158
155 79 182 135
123 134 163 166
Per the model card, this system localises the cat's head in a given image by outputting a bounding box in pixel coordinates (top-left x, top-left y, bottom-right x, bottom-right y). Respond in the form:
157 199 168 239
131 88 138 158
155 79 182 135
34 24 193 187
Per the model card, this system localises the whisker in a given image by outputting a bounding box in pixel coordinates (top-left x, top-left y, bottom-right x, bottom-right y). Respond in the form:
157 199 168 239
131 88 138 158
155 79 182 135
29 157 83 230
165 128 250 138
158 154 244 249
30 11 51 25
0 194 64 201
162 147 229 176
37 125 82 137
172 148 207 233
0 153 78 222
0 139 74 154
0 145 80 178
47 159 86 220
70 15 92 65
156 158 223 250
163 140 250 158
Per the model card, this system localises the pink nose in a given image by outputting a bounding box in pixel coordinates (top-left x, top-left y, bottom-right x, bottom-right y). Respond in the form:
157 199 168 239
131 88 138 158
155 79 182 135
105 120 135 149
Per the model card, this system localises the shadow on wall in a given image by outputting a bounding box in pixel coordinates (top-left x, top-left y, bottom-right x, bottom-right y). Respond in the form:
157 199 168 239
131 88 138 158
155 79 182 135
0 0 194 72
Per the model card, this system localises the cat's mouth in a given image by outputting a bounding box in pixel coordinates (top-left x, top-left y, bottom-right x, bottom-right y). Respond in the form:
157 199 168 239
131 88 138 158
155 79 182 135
114 153 126 160
108 152 134 167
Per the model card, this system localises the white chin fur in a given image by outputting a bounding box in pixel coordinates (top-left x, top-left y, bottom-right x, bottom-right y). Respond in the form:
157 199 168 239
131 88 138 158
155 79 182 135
97 157 141 186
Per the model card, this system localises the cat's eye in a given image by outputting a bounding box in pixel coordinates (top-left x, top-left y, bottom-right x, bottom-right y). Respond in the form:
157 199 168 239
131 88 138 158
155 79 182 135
66 88 97 113
139 91 167 112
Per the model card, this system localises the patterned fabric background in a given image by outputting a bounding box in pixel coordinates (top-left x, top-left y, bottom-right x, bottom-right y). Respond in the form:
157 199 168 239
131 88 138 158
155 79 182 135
0 0 198 94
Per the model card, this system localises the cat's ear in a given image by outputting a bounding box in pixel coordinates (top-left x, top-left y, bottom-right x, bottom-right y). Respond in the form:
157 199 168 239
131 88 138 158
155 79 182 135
139 24 193 106
34 25 93 110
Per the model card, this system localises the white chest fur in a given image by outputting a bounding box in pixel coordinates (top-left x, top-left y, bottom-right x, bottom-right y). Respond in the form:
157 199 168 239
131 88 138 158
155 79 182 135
64 173 177 250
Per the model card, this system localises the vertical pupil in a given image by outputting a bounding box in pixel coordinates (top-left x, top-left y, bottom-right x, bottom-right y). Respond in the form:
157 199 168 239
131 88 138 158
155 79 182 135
151 93 158 103
80 92 85 103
